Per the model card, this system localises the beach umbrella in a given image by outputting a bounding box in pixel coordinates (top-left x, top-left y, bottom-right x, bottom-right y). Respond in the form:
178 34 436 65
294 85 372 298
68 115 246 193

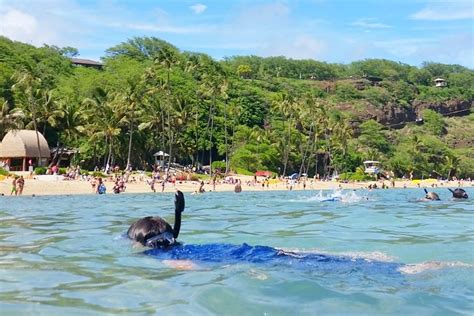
153 151 169 157
289 173 299 180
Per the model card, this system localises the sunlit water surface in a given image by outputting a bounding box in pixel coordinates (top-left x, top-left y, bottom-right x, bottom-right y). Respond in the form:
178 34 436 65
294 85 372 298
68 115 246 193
0 188 473 315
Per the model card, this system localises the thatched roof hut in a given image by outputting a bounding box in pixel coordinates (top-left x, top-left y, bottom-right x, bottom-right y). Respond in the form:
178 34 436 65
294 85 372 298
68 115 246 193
0 130 50 171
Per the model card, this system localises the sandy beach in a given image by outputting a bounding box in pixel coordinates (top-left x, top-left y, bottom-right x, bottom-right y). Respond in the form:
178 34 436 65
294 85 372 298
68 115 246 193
0 173 471 196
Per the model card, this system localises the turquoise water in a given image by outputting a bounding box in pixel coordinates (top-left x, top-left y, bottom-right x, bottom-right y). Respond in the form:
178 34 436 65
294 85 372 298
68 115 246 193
0 188 473 315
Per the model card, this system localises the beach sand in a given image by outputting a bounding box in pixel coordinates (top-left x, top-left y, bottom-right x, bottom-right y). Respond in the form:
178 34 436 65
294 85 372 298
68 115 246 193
0 174 471 196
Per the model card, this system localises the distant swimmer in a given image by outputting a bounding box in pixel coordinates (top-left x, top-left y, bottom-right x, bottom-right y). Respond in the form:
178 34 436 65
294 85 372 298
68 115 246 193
234 180 242 193
198 181 205 193
424 188 440 201
448 188 468 199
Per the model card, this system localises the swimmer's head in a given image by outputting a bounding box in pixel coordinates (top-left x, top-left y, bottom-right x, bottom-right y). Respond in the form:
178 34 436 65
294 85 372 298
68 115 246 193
449 188 468 199
424 190 440 201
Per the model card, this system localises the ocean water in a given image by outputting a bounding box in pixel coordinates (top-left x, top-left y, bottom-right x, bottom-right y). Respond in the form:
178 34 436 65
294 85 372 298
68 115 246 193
0 188 473 315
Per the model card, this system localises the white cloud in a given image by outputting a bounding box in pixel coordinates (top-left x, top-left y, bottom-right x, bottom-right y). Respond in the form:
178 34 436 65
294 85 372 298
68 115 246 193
0 9 37 39
351 18 391 29
372 34 474 67
411 2 474 20
0 9 60 46
190 3 207 14
110 22 212 34
260 35 326 60
373 38 437 57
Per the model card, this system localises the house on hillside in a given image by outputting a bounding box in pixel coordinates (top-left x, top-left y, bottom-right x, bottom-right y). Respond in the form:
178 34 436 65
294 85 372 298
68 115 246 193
434 78 447 87
0 130 50 171
70 58 104 69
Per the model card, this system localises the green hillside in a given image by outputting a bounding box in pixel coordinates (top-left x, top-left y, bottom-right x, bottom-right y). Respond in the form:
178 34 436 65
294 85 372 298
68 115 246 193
0 36 473 178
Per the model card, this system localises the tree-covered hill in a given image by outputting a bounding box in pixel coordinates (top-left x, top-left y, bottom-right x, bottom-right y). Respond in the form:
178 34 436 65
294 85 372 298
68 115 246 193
0 35 472 179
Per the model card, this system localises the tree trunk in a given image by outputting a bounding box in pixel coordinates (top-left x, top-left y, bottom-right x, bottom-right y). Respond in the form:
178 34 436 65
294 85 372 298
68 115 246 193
298 125 313 176
106 136 113 172
207 99 215 177
126 117 134 170
224 100 229 175
282 118 292 176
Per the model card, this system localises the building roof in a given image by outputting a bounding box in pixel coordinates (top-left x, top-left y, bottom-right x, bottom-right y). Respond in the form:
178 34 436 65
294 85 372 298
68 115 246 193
0 130 50 158
70 58 104 67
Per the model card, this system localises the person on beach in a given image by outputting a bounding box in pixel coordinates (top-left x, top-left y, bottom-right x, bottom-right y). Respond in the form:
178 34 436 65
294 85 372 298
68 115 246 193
234 179 242 193
212 175 217 191
90 177 97 193
17 176 25 195
150 178 156 193
10 177 17 196
97 178 106 194
199 181 205 193
161 179 166 192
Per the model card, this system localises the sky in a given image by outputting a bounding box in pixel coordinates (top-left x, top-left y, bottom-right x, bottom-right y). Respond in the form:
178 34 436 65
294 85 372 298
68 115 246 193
0 0 473 67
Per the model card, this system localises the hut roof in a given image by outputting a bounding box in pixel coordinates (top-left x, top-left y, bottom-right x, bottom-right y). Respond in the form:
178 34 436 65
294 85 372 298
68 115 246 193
70 58 104 67
0 130 50 158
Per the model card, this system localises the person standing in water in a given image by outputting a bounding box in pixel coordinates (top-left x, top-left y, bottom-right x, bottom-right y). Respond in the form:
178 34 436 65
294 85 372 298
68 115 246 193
96 178 106 194
10 177 17 196
199 181 205 193
17 176 25 195
234 179 242 193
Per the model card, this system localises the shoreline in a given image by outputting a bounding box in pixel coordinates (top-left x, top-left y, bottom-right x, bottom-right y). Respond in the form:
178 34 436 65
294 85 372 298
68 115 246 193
1 175 472 196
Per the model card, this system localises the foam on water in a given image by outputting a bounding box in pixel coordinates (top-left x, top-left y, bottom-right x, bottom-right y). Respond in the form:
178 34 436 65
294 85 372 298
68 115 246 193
305 189 369 203
398 261 474 274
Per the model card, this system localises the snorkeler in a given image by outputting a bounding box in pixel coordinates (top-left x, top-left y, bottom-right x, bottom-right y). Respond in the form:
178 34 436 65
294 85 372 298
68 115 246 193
448 188 468 199
423 188 440 201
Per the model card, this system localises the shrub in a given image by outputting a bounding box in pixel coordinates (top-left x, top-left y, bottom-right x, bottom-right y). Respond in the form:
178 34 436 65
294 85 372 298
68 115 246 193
58 167 67 175
92 171 106 178
0 168 9 176
189 174 200 181
234 167 254 176
339 170 373 181
34 167 47 175
211 161 227 172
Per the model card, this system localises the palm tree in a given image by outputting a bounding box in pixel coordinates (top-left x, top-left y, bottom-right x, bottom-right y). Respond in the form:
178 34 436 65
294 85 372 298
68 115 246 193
226 102 242 172
56 97 86 145
199 61 228 177
153 46 180 173
117 78 144 170
272 92 296 176
0 99 24 138
445 155 460 180
83 88 123 171
11 71 51 166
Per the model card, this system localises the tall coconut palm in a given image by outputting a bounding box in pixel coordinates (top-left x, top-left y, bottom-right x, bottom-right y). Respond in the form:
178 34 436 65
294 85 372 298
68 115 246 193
199 62 227 177
11 71 52 166
118 78 144 170
83 88 123 171
153 46 180 173
445 155 460 180
272 92 296 176
56 97 86 146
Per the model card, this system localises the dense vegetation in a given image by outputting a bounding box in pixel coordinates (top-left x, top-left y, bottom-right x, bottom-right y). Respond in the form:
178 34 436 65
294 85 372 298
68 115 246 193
0 36 473 179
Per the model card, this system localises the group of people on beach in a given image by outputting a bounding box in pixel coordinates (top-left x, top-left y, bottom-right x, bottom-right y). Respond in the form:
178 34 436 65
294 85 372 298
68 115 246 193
10 176 25 196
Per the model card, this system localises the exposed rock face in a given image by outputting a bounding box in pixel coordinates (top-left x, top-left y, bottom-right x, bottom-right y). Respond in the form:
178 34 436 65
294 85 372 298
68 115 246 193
342 99 472 128
375 103 417 128
412 100 471 117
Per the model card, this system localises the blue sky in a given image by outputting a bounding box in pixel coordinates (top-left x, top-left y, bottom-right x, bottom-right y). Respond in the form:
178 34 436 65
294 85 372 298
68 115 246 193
1 0 473 67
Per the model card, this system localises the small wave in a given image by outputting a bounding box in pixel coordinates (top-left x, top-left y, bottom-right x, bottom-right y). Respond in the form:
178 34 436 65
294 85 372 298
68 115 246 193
398 261 474 274
279 248 396 262
306 190 368 203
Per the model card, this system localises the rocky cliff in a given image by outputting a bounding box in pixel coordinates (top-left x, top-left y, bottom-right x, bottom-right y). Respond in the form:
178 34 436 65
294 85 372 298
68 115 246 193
345 99 472 128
